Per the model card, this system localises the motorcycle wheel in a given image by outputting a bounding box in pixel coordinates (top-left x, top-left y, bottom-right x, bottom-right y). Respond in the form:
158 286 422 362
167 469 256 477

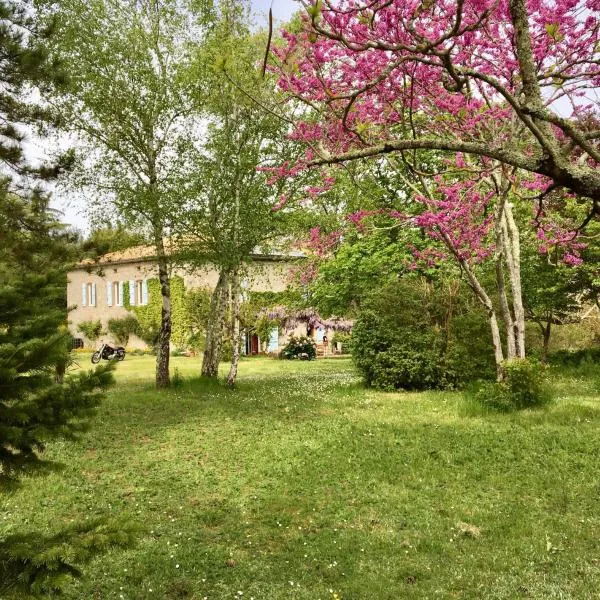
117 350 125 361
91 352 101 364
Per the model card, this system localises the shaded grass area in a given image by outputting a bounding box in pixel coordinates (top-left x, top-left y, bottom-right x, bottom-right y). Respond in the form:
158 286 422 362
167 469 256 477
2 356 600 599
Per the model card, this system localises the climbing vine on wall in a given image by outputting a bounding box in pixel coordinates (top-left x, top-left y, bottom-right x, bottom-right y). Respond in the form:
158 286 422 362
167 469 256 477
123 280 131 310
133 277 189 349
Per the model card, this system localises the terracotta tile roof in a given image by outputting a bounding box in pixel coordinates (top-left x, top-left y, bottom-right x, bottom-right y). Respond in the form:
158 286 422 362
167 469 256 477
77 241 304 268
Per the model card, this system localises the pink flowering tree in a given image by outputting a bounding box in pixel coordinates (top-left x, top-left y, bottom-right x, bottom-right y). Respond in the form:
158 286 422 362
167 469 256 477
273 0 599 210
271 0 599 377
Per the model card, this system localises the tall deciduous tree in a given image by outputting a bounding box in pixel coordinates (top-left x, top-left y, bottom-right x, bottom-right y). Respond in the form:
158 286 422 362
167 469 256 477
44 0 207 388
180 4 294 385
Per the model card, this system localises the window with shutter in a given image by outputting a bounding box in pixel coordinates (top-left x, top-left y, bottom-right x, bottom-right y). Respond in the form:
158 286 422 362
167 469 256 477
129 280 136 306
106 281 113 307
268 327 279 353
118 281 124 306
90 283 97 307
81 282 87 307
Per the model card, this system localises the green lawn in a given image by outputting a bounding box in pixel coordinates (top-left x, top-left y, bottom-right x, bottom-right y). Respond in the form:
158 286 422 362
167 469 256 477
2 356 600 599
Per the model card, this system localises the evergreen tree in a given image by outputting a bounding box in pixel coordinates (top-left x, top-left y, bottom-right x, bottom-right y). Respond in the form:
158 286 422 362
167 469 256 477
0 192 113 483
0 3 134 595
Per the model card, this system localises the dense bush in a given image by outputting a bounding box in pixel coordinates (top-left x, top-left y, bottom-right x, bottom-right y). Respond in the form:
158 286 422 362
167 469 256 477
281 336 317 360
548 347 600 367
107 315 139 345
351 278 494 390
474 358 553 411
77 319 103 343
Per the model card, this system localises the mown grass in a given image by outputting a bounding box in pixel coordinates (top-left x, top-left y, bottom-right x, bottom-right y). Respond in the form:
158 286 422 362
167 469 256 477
2 356 600 599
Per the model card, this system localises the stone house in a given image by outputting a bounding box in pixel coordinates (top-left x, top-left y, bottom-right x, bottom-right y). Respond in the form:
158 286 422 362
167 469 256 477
67 244 312 353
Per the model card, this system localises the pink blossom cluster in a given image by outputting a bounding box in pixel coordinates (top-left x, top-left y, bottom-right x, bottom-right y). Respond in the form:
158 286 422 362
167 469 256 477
413 181 495 263
307 226 343 257
272 0 599 173
536 221 587 265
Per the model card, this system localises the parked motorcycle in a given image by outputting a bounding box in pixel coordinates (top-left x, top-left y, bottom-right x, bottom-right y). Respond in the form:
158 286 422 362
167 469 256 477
91 343 126 364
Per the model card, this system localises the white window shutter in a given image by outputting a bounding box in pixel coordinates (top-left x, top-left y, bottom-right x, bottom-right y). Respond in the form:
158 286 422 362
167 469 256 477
129 280 136 306
142 279 148 305
81 283 87 307
118 281 124 306
91 283 97 307
268 327 279 352
106 281 113 307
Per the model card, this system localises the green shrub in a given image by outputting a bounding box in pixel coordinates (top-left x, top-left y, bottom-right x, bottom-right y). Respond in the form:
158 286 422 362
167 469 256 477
107 315 139 345
549 347 600 367
136 322 160 350
474 358 553 412
352 312 456 390
171 367 184 387
77 319 103 342
170 348 188 357
281 336 317 360
350 279 494 391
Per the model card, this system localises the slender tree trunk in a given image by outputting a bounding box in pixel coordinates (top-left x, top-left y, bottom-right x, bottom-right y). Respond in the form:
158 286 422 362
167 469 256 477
464 263 506 380
541 319 552 364
440 230 505 379
202 269 229 377
502 201 526 357
495 196 516 359
155 234 171 389
226 268 242 387
225 133 242 386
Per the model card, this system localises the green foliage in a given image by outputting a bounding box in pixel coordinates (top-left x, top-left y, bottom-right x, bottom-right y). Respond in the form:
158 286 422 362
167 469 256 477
0 0 71 180
0 6 131 592
549 347 600 367
351 278 494 390
170 277 190 349
330 330 351 348
352 310 455 390
133 277 190 350
0 197 115 480
281 336 317 360
185 287 211 351
82 224 146 260
133 279 160 349
0 518 137 597
77 319 103 342
0 194 127 594
474 359 553 412
122 280 131 310
107 315 139 345
311 228 414 316
176 18 295 278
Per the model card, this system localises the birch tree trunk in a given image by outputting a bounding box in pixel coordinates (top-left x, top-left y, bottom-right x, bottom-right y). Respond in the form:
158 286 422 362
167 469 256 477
154 233 171 388
502 201 526 357
495 194 517 359
226 171 242 386
226 268 242 387
440 231 505 379
463 262 506 380
202 269 229 377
